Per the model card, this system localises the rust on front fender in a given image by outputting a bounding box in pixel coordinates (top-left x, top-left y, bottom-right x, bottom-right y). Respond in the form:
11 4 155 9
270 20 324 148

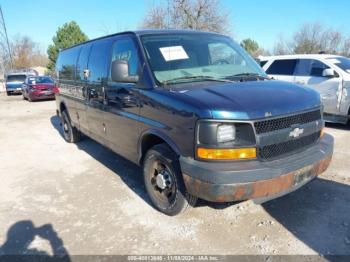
183 156 332 203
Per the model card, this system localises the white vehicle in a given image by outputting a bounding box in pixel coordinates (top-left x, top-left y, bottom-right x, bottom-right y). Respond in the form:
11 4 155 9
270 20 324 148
260 54 350 124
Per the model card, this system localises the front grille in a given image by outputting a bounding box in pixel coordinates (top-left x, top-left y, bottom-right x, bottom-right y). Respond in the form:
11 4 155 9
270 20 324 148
254 109 321 134
259 132 321 160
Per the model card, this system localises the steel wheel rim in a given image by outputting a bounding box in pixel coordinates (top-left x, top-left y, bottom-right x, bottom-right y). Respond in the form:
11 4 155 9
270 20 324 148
150 160 176 205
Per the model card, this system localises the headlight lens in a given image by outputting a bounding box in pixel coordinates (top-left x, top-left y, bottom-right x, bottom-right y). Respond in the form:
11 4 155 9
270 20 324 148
196 121 256 160
217 124 236 143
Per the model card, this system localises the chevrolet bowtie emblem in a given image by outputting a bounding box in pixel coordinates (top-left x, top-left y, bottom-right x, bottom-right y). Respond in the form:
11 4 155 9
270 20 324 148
289 127 304 138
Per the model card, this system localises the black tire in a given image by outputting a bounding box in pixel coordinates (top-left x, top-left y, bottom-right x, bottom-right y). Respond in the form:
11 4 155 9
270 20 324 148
60 110 81 143
6 91 11 96
143 143 197 216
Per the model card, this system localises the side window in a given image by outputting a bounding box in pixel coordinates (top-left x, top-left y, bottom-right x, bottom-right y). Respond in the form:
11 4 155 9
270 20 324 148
266 59 297 75
295 59 312 76
57 46 80 80
76 44 92 81
111 37 139 77
310 59 329 77
88 40 111 83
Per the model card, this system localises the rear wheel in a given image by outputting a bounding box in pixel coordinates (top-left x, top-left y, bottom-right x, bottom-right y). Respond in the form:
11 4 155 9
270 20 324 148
6 91 10 96
61 110 81 143
143 144 197 216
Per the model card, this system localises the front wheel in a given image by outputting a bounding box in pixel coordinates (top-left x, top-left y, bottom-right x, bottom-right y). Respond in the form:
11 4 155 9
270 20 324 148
60 110 81 143
6 91 11 96
143 144 197 216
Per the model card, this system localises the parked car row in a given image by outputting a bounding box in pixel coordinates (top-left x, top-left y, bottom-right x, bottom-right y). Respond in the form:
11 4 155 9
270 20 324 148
260 54 350 124
5 71 57 102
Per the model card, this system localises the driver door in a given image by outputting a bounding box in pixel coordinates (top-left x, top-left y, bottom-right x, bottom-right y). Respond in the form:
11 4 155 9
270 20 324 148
294 59 342 114
104 36 141 162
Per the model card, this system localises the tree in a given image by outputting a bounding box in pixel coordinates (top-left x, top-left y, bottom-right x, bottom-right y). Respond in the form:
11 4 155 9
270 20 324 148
240 38 259 56
273 36 293 55
47 21 88 72
140 0 231 34
341 37 350 57
240 38 270 57
273 22 349 56
11 35 47 69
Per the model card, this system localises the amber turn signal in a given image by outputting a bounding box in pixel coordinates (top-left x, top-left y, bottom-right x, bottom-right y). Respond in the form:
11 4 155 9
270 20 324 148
320 128 325 137
197 147 257 160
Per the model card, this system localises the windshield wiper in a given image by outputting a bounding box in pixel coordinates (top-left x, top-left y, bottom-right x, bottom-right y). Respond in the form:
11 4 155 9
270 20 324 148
161 75 234 85
225 73 269 80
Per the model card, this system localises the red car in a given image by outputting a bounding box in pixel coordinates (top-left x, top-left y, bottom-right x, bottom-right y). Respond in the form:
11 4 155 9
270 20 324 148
22 76 58 101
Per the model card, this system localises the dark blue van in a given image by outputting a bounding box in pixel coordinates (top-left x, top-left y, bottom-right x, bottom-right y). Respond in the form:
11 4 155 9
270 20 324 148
55 30 333 215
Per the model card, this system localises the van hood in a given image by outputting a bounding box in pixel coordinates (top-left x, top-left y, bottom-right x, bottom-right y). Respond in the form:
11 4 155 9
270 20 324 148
177 80 321 120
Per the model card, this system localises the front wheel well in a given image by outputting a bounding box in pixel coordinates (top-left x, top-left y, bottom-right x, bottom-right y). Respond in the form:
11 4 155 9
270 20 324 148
60 102 67 113
140 134 168 165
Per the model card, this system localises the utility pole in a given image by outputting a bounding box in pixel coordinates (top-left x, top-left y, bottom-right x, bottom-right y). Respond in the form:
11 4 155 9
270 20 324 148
0 5 13 70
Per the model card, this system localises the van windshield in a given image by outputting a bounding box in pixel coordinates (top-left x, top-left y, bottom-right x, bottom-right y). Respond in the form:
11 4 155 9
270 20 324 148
6 75 26 83
327 57 350 73
141 33 266 85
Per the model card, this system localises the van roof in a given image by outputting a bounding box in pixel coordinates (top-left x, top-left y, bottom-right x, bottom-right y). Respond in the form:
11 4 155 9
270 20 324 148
61 29 226 51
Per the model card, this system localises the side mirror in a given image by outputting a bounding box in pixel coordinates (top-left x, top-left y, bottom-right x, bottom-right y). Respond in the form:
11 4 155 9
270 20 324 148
111 60 139 83
322 68 335 78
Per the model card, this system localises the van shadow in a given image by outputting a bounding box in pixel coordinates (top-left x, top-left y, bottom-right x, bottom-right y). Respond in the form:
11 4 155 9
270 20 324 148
50 115 151 207
262 178 350 257
325 122 350 131
50 115 350 256
0 220 70 261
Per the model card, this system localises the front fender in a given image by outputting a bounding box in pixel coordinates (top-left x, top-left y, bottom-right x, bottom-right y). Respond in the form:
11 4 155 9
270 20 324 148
138 129 182 164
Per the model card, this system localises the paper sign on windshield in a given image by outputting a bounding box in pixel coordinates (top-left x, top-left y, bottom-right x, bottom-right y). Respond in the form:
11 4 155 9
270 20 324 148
159 46 189 62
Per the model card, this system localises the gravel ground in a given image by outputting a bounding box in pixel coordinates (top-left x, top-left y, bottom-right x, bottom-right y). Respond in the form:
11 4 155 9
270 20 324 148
0 93 349 257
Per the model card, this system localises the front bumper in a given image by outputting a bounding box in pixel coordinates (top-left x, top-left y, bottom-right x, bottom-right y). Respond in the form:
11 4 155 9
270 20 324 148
6 88 22 94
29 90 55 100
180 134 333 203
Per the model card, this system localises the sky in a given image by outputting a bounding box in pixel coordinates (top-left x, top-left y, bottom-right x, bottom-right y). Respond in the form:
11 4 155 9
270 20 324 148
1 0 350 52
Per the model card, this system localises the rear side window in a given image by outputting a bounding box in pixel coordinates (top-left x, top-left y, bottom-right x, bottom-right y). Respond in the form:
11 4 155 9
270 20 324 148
88 40 111 83
266 59 297 75
295 59 312 76
111 37 139 76
76 44 92 81
56 46 81 80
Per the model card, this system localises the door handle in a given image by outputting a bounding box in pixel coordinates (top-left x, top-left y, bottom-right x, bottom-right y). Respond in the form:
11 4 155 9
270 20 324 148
118 93 135 105
296 81 305 85
108 93 137 107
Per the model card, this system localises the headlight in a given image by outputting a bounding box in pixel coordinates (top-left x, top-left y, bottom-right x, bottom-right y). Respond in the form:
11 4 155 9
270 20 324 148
217 124 235 143
196 121 256 160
